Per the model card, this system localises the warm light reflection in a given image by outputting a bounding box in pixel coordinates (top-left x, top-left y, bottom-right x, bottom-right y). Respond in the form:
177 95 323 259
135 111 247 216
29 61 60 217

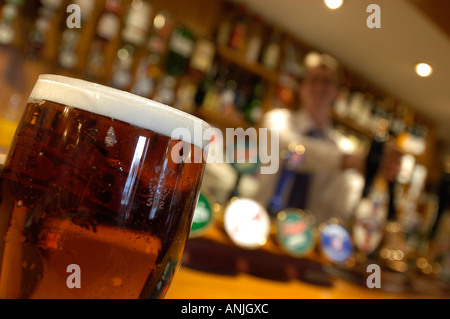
154 14 166 30
324 0 343 10
415 63 433 77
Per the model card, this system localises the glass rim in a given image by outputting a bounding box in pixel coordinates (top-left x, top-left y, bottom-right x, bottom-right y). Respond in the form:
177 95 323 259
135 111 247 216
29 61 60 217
29 74 211 149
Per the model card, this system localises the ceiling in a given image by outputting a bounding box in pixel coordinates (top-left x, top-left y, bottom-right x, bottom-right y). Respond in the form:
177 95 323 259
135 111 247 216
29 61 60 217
232 0 450 149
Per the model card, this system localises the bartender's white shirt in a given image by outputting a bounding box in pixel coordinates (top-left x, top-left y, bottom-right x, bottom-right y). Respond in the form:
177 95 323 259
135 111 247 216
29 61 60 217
254 108 364 224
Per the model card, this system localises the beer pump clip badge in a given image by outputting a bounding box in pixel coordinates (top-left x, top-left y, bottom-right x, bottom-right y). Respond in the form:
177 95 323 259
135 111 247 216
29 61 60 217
276 209 315 257
319 219 353 264
189 192 214 238
224 198 270 249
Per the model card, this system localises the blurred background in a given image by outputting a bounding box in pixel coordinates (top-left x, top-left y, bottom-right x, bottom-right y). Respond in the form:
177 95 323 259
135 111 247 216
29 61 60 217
0 0 448 298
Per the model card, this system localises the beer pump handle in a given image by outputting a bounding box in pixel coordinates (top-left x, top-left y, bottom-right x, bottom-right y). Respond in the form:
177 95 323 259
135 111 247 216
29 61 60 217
361 119 390 199
267 168 295 215
228 172 242 200
387 181 396 222
361 135 385 198
428 172 450 240
267 143 305 216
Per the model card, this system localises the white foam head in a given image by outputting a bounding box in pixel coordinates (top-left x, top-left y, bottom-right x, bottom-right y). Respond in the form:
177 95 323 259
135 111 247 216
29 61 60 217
29 74 211 149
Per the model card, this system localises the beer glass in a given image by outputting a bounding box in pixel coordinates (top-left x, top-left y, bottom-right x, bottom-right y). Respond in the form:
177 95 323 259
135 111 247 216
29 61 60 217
0 75 210 298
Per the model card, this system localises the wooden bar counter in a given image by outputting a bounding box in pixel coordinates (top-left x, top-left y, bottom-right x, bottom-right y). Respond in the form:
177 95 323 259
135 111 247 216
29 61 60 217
165 224 449 299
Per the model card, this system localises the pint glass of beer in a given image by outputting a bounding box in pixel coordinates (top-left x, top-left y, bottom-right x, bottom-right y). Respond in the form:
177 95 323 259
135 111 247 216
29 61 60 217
0 75 210 298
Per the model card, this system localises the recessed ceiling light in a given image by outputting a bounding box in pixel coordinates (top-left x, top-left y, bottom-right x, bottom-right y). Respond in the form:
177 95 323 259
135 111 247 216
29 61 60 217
415 63 433 77
324 0 343 10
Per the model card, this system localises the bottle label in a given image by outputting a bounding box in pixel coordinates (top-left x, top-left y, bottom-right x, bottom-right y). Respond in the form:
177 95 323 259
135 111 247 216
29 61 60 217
263 43 280 70
245 37 262 63
74 0 95 19
97 13 120 40
190 39 215 73
229 22 246 51
132 76 154 98
169 32 193 58
122 1 152 45
111 68 132 90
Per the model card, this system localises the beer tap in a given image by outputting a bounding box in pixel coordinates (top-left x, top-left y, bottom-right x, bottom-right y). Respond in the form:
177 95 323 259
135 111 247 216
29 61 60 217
417 157 450 279
266 142 305 217
352 118 390 261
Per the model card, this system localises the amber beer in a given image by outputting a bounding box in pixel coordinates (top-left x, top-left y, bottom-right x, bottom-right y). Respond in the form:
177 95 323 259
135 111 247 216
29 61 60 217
0 75 209 298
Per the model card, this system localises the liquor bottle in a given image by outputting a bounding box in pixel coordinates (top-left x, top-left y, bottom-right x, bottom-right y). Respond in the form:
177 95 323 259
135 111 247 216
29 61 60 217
244 80 265 125
274 73 297 108
165 24 194 77
131 10 173 97
147 10 173 59
152 75 176 106
333 88 350 118
390 104 407 137
28 0 64 58
360 94 375 129
215 2 234 47
220 79 237 115
280 39 303 78
233 72 251 115
348 90 376 129
194 63 217 108
261 26 282 71
189 38 216 75
202 64 228 111
174 37 216 112
228 4 248 53
110 0 152 90
370 99 391 132
84 0 123 83
244 15 264 63
200 74 221 111
131 53 161 98
173 76 197 113
58 0 95 70
0 0 26 46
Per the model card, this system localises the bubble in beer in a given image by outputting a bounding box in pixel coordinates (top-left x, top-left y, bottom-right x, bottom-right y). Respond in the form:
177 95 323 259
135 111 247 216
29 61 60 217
105 126 117 148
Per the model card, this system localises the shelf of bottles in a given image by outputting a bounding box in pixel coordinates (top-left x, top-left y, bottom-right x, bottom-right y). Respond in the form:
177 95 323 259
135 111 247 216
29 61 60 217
0 0 432 143
0 0 438 172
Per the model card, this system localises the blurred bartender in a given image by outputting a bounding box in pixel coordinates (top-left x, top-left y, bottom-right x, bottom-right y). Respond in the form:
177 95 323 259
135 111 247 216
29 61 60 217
253 52 401 224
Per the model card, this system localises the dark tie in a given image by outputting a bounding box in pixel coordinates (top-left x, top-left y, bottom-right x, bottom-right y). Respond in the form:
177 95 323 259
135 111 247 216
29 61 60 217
286 128 325 209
